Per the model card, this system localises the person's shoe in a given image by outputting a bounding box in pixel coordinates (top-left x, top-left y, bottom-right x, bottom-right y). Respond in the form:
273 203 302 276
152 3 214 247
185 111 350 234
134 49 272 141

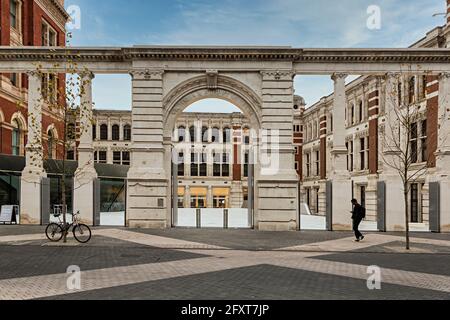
360 236 365 241
353 239 360 242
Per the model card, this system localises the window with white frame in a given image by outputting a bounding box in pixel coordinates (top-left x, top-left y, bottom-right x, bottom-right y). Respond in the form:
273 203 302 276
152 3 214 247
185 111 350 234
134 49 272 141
306 152 311 177
10 0 18 29
41 20 57 46
360 137 369 170
315 150 320 176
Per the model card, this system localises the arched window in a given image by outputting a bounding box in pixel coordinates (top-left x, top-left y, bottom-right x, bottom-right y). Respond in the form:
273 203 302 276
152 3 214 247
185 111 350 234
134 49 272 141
67 123 76 140
11 119 21 156
223 127 231 144
211 127 220 143
47 130 55 159
124 125 131 141
202 126 209 143
178 126 186 142
189 126 196 143
112 124 120 141
100 124 108 140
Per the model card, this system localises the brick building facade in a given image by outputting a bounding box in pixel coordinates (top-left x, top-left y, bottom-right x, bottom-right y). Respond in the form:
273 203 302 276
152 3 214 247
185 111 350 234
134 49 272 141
0 0 68 159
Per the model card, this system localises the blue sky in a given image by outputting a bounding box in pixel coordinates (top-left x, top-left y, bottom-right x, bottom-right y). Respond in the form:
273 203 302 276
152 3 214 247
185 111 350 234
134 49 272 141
65 0 447 112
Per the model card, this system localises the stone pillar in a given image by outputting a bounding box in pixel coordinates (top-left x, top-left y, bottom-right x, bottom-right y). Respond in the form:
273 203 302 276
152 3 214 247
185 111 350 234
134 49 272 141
381 72 406 231
436 72 450 232
185 186 190 209
257 70 298 231
127 69 168 229
207 185 213 208
366 84 380 221
74 72 97 225
20 72 46 224
330 73 352 230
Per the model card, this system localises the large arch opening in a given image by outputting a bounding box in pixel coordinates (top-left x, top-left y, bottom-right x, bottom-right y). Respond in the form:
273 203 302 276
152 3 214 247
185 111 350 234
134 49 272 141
163 76 261 229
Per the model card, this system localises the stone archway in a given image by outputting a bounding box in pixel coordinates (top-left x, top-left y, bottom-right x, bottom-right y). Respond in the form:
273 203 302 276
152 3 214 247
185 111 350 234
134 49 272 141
161 74 262 228
162 74 262 137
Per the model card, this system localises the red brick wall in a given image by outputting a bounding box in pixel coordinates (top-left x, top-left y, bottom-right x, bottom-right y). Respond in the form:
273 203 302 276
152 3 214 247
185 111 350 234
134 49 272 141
368 90 379 174
0 0 67 159
426 75 439 168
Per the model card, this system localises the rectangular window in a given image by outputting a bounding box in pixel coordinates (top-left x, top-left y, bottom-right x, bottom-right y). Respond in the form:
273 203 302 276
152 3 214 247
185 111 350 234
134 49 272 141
213 153 221 177
410 122 418 164
410 183 419 223
41 20 57 46
190 153 199 177
66 150 75 160
199 153 207 177
10 73 18 87
122 152 130 165
315 150 320 176
113 151 121 165
177 153 184 176
420 120 428 163
243 152 249 178
213 196 227 209
306 153 311 177
348 141 354 172
10 0 17 29
99 151 107 164
222 153 230 177
360 138 365 171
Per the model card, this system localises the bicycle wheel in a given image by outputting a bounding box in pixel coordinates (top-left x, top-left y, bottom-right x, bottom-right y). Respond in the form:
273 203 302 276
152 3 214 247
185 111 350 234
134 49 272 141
73 224 92 243
45 223 63 242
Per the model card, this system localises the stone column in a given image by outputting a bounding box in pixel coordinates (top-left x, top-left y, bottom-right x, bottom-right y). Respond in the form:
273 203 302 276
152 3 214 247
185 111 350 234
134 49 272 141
207 185 213 208
257 70 298 231
185 186 190 209
330 73 352 230
20 72 47 224
381 72 406 231
74 72 97 225
436 72 450 232
127 69 168 229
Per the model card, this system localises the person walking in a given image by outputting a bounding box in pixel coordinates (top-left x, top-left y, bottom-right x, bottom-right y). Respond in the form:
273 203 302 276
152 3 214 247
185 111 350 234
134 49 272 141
351 199 366 242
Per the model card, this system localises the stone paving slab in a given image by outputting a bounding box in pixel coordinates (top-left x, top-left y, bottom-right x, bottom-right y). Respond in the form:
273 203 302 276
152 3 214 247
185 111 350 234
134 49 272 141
40 264 450 300
314 249 450 277
0 236 207 281
131 228 352 250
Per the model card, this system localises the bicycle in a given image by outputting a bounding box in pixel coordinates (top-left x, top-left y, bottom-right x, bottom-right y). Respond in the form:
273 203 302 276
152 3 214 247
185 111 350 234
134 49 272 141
45 211 92 243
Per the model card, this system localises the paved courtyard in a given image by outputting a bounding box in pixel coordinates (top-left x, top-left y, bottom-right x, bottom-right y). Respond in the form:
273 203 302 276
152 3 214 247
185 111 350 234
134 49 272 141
0 226 450 300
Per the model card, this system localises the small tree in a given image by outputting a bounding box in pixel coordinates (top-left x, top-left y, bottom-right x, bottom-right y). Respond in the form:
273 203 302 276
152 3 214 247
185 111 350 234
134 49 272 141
18 33 94 242
381 72 446 250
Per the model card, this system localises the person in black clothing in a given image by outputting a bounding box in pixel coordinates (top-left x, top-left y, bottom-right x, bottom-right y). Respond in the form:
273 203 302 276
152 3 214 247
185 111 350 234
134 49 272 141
351 199 365 242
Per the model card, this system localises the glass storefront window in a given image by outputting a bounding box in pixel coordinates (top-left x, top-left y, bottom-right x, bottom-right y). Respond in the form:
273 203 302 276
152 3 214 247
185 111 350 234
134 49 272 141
49 175 73 214
100 179 126 212
0 173 20 207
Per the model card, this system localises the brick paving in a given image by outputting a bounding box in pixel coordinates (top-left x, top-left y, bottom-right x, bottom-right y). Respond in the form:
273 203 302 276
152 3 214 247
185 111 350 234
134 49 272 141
0 226 450 300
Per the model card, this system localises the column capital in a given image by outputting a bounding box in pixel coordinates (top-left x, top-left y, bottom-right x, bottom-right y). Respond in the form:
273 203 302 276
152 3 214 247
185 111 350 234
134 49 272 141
26 70 42 80
439 72 450 80
331 73 348 82
80 71 95 80
384 72 401 80
260 70 294 80
129 69 165 80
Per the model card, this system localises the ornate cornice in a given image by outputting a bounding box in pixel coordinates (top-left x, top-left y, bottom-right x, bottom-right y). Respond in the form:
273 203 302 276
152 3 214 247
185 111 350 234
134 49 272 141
129 69 164 79
35 0 70 31
1 47 450 64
